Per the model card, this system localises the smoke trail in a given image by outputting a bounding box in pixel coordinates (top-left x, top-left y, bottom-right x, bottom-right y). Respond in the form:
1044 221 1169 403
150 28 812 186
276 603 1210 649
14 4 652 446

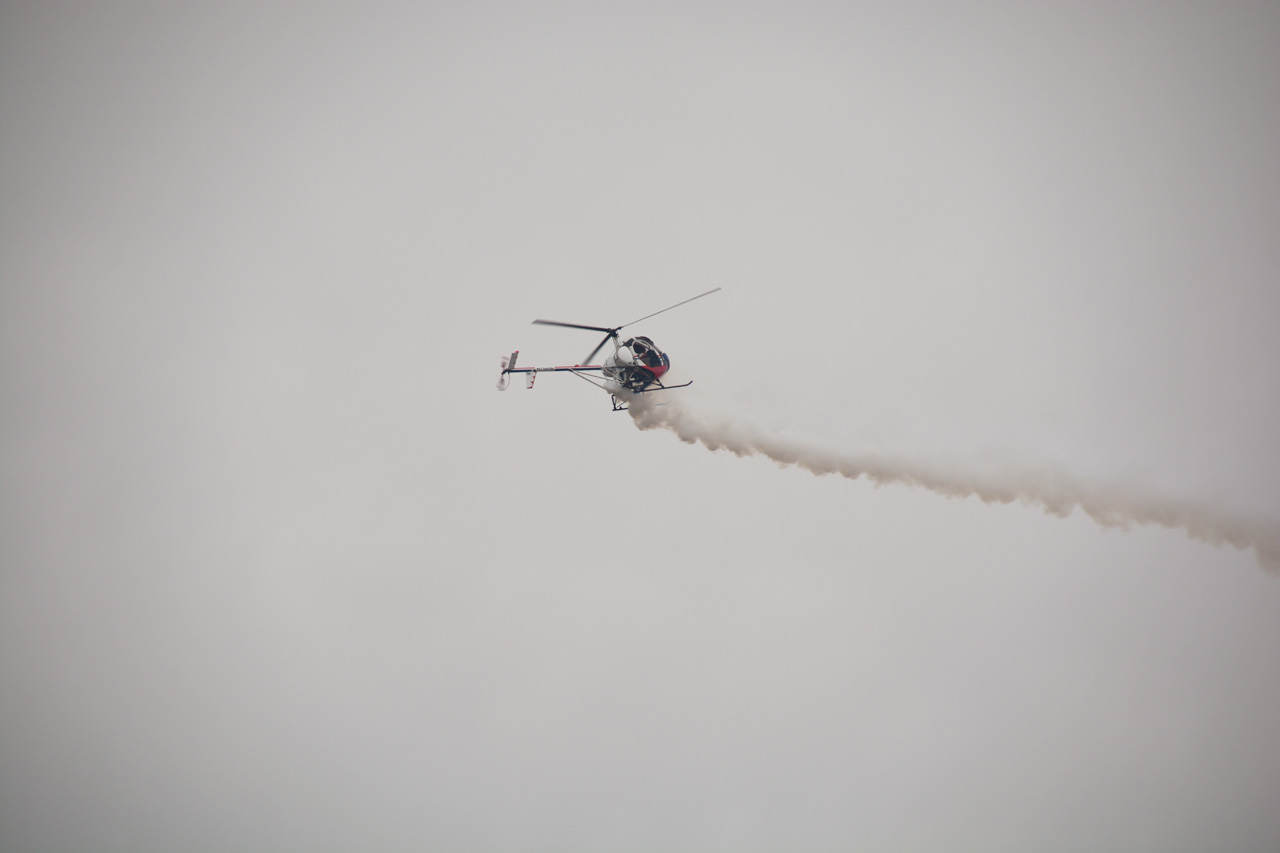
626 393 1280 574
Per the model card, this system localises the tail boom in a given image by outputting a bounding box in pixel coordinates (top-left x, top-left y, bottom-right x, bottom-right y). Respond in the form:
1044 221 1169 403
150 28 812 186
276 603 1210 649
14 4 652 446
498 350 602 391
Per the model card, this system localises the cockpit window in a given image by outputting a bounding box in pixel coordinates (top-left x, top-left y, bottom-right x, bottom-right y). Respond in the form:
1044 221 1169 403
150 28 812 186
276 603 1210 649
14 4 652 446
622 336 664 367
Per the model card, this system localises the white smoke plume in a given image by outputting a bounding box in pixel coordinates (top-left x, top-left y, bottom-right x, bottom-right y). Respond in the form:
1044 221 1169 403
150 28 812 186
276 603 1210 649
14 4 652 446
626 394 1280 574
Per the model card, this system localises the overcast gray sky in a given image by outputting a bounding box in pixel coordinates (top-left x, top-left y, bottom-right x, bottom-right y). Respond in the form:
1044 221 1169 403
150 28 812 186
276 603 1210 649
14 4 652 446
3 2 1279 851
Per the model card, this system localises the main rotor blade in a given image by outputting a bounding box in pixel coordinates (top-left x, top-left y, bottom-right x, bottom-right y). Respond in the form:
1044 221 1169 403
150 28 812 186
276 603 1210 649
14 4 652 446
583 332 615 366
620 287 721 329
532 319 617 333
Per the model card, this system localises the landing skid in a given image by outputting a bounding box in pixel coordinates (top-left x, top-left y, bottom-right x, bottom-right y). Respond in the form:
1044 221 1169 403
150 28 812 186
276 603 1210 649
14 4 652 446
611 380 693 411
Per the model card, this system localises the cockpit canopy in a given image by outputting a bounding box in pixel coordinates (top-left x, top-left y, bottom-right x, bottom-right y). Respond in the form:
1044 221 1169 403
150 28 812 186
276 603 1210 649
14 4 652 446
621 336 667 368
601 335 671 389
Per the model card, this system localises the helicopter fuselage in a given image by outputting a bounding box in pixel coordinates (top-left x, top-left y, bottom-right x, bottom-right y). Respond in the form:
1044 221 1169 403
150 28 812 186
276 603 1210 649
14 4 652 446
601 335 670 392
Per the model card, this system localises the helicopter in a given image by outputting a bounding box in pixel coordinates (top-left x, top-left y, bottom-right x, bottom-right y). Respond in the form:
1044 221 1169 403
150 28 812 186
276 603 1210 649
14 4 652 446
497 287 720 411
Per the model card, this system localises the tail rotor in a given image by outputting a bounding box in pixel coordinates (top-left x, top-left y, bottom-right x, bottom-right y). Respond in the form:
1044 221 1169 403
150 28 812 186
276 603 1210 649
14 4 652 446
497 351 518 390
